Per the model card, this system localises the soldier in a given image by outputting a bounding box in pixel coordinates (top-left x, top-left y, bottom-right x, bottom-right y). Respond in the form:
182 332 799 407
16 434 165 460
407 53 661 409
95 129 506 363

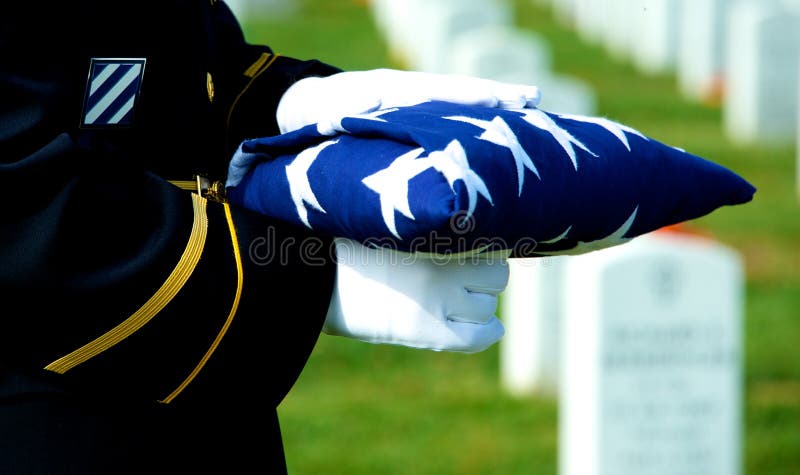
0 1 535 473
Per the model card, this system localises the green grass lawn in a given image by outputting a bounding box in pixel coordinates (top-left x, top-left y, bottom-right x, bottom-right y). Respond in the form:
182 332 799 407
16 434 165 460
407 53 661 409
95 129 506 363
240 1 800 473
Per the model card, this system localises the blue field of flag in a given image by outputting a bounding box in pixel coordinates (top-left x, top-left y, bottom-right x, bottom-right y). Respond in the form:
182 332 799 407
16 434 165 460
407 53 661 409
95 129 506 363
226 101 755 256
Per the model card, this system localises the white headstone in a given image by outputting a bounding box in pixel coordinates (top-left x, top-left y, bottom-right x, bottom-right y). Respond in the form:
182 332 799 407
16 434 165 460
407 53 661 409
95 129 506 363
722 1 800 145
535 74 598 116
369 0 397 48
630 0 684 76
559 232 744 475
369 0 419 67
602 0 637 62
552 0 579 27
500 256 566 397
224 0 250 20
676 0 731 104
410 0 514 73
447 25 553 82
445 24 597 116
573 0 610 45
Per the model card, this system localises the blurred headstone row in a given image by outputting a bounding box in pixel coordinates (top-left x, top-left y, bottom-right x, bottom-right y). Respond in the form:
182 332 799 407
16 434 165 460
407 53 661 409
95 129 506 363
541 0 800 200
370 0 598 115
541 0 800 149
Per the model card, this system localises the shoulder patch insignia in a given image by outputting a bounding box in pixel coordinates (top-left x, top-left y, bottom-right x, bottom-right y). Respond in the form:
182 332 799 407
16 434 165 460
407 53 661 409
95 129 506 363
81 58 146 128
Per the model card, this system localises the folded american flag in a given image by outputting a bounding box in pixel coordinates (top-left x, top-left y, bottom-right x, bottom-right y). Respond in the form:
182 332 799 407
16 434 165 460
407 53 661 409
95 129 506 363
226 101 755 256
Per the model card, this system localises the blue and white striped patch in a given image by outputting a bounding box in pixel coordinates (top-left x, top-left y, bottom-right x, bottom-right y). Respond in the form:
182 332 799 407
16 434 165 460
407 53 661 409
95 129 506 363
81 58 146 127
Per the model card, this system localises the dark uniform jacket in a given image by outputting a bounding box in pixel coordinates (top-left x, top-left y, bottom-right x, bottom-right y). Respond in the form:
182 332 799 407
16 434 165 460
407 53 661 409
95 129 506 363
0 1 341 473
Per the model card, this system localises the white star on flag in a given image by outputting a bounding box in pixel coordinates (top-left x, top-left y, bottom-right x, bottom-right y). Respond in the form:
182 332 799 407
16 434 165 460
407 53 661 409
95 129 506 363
428 140 493 219
362 140 492 238
362 147 427 239
285 139 338 227
535 206 639 255
520 108 597 170
444 115 540 196
557 114 648 151
319 107 399 136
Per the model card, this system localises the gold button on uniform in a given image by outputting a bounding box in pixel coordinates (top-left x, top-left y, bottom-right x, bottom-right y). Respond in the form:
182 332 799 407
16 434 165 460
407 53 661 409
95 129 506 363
206 72 215 103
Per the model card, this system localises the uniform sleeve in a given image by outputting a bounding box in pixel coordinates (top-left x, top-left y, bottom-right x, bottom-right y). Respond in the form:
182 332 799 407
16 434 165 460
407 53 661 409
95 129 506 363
207 0 344 167
0 1 337 408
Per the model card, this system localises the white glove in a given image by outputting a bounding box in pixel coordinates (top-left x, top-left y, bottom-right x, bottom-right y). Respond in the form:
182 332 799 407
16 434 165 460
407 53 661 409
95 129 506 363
276 68 542 134
323 237 510 353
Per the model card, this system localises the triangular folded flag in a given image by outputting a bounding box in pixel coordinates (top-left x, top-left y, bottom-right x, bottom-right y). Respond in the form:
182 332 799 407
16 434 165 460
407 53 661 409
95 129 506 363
226 101 755 256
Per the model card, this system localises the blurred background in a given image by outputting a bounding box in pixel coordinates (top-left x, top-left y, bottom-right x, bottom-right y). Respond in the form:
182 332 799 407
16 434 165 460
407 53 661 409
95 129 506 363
230 0 799 473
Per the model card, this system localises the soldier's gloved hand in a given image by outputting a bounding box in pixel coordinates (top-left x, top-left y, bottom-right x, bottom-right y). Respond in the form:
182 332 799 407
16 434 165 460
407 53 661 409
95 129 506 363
276 68 542 134
323 237 510 353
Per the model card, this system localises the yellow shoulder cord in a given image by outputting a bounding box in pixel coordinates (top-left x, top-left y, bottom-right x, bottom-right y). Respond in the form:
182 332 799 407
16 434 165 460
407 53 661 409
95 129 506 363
225 52 281 146
47 53 273 391
44 192 209 374
159 53 278 401
159 52 279 401
160 200 243 404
